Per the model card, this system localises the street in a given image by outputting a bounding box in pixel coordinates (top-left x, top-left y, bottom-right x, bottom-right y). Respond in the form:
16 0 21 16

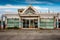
0 29 60 40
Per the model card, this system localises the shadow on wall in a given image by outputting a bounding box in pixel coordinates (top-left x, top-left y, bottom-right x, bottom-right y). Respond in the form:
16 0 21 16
3 21 5 29
0 21 1 29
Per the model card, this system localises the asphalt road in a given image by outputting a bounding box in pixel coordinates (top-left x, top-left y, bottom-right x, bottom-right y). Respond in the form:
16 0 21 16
0 29 60 40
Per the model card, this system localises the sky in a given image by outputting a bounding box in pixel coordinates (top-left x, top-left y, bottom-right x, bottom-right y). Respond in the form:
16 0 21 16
0 0 60 19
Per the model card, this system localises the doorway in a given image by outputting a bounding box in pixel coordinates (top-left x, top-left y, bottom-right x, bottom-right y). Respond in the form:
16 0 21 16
23 19 29 28
22 19 38 28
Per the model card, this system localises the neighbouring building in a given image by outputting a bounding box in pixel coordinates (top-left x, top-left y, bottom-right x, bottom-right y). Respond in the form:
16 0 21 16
1 5 60 29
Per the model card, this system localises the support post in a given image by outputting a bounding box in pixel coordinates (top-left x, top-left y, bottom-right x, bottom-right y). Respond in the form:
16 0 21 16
38 16 40 28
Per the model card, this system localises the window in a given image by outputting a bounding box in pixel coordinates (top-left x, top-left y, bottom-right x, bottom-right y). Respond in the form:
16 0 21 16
40 18 54 29
7 18 19 27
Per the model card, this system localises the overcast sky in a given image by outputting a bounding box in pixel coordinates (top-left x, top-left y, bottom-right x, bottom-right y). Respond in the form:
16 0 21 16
0 0 60 19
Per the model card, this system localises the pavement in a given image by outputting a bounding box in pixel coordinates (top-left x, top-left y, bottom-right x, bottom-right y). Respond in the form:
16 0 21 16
0 29 60 40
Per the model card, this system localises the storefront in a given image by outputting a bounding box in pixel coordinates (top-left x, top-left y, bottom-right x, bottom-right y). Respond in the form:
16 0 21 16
1 5 59 29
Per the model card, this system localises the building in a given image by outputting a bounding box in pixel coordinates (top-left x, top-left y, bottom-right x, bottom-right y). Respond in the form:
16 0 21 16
1 5 60 29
